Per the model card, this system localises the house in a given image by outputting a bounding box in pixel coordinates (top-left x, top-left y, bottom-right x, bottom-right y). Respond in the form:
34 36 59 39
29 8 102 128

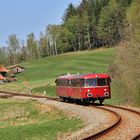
0 66 9 77
7 65 26 74
0 74 5 83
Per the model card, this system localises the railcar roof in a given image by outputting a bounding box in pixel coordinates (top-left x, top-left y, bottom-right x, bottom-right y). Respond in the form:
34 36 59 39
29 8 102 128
57 73 110 80
79 73 110 79
57 74 78 80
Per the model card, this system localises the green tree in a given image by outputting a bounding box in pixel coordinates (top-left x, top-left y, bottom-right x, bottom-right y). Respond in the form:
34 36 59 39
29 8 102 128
46 25 61 55
0 47 8 65
61 0 110 51
127 0 140 43
26 33 38 60
77 1 91 49
38 32 49 57
87 0 109 47
109 0 140 105
6 34 20 64
20 40 28 62
97 0 126 45
62 3 77 23
58 26 76 52
63 15 82 51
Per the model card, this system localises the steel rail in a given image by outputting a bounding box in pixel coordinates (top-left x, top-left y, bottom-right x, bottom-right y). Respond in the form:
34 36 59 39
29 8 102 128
104 104 140 140
83 106 121 140
0 90 59 101
0 90 121 140
1 91 140 140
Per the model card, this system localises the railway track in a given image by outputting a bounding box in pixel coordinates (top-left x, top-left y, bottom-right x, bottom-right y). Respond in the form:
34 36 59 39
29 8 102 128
0 90 140 140
0 90 59 101
101 105 140 140
83 106 121 140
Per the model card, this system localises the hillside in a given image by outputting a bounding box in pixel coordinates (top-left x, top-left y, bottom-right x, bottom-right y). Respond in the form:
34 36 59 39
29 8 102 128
22 48 114 81
0 48 116 103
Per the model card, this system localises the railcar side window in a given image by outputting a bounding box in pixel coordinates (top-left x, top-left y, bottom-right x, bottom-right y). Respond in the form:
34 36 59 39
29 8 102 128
56 79 69 86
97 78 107 86
71 79 81 87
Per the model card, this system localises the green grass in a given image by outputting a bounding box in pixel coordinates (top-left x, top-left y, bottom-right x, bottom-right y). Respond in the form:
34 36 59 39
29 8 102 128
0 99 82 140
0 48 115 94
2 47 139 140
32 84 56 97
0 48 122 104
1 47 134 105
0 48 124 105
20 48 114 82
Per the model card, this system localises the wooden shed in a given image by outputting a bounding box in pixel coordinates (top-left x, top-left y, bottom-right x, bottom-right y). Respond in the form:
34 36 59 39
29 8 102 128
0 74 4 80
0 74 5 83
0 66 9 77
7 65 26 74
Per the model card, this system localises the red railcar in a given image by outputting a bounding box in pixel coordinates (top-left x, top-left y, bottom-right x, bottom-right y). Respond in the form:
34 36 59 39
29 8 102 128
55 73 111 104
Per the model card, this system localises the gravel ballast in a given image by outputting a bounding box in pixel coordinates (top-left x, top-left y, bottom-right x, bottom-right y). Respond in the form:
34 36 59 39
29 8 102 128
38 99 117 140
8 95 140 139
98 106 140 140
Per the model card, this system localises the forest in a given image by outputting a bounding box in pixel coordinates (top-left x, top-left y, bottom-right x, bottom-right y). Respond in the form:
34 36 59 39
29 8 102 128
0 0 133 65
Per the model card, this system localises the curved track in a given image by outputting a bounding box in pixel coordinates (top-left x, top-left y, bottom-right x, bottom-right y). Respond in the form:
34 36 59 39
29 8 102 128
83 106 121 140
0 90 140 140
102 104 140 140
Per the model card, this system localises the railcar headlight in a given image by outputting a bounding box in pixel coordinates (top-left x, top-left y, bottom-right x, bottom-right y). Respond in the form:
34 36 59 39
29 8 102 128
87 93 92 97
104 92 109 97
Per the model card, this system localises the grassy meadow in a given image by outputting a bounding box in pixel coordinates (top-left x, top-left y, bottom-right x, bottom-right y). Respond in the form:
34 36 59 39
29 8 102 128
0 48 118 104
1 47 138 139
1 47 130 105
0 98 82 140
0 48 118 139
1 47 134 106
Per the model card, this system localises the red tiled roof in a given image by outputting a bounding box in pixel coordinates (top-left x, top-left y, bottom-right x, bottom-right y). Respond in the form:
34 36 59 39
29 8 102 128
0 67 9 72
7 65 25 69
0 74 4 80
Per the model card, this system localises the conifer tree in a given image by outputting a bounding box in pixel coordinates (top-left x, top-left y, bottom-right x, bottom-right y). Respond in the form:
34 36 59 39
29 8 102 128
62 3 77 23
97 0 126 45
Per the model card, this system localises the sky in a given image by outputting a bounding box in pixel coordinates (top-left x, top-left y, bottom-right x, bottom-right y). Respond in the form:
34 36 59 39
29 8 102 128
0 0 81 46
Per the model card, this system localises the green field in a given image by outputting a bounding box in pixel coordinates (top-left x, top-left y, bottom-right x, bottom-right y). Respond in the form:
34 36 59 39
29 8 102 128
0 47 128 105
0 98 82 140
0 48 118 104
1 47 127 105
1 47 134 139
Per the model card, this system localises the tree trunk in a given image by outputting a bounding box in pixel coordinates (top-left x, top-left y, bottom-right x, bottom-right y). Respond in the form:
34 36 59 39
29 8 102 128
87 26 91 50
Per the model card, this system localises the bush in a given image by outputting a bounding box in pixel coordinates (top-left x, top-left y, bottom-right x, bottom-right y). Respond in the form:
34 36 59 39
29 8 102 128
109 41 140 106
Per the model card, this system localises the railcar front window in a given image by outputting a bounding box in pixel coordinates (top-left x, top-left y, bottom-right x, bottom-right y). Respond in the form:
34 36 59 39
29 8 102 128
85 79 97 87
98 78 107 86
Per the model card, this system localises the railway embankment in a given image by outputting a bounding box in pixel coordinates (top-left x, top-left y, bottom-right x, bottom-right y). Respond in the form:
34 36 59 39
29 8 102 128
97 105 140 140
38 99 119 140
1 91 140 140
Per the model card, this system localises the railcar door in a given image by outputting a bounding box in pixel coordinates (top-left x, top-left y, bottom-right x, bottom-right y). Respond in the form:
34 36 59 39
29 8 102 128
67 80 72 98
